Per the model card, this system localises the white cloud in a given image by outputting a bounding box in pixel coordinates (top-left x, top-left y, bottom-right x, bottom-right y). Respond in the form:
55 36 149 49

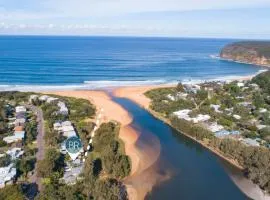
0 0 269 38
1 0 270 20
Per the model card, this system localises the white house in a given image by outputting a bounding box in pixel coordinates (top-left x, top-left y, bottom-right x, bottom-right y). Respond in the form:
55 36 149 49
62 165 83 185
0 164 16 188
3 132 25 144
62 126 75 133
233 114 242 120
53 122 62 131
259 108 267 113
210 104 222 113
256 124 267 130
173 109 191 121
167 94 176 101
63 131 77 138
15 106 26 113
46 97 59 103
241 138 260 147
207 123 224 133
185 84 201 94
39 95 50 102
62 121 72 126
173 109 210 123
6 148 24 160
57 102 69 115
29 95 39 103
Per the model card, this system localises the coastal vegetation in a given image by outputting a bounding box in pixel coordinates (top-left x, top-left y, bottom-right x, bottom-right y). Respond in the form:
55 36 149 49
145 71 270 194
37 122 131 200
0 91 130 199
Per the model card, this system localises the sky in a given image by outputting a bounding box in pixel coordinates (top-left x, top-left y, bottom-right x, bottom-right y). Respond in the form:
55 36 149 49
0 0 270 39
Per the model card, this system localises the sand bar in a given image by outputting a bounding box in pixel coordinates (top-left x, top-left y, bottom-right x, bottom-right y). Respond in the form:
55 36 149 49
43 90 164 200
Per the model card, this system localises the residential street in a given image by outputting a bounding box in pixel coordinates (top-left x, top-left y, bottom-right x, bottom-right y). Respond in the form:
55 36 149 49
28 105 45 192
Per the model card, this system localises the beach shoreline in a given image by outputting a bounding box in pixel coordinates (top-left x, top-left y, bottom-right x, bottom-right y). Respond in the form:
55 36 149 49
42 90 163 200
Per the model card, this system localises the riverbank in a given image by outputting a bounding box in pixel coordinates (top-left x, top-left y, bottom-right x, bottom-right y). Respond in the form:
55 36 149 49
113 85 270 200
42 90 163 200
113 86 243 170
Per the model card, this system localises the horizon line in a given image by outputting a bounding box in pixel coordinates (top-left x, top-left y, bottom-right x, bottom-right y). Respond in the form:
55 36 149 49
0 34 269 41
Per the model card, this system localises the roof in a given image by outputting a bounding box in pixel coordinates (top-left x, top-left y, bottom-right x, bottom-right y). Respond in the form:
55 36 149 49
46 97 59 103
62 121 72 126
15 106 26 113
242 138 260 147
0 164 16 186
39 95 50 101
62 126 74 132
6 148 24 160
63 131 77 138
3 132 25 143
14 126 24 131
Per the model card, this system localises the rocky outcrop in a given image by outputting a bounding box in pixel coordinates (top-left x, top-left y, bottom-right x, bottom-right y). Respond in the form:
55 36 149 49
220 41 270 67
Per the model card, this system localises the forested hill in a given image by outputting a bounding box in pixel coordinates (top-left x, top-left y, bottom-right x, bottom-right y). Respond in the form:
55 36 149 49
220 41 270 67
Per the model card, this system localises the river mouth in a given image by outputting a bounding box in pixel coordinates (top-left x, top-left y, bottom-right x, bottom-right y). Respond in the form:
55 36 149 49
112 96 254 200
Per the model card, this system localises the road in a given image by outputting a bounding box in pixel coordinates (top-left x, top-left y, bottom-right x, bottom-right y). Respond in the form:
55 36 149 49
28 104 45 192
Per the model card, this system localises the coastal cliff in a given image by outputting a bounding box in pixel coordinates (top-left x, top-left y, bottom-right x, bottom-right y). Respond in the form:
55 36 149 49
220 41 270 67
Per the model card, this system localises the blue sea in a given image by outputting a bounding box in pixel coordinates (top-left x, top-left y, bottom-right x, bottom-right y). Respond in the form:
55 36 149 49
0 36 266 90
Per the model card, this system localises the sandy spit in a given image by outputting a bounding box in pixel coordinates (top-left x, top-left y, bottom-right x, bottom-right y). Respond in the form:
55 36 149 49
43 90 166 200
113 85 270 200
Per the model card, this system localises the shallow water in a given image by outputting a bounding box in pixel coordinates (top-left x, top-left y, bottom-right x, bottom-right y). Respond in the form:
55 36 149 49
113 97 249 200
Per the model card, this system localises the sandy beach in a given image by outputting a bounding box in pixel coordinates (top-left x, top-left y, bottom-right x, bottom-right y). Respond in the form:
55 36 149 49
114 85 174 109
43 90 165 200
114 84 270 200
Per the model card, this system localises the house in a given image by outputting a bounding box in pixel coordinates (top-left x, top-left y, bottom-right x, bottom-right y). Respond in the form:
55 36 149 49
259 108 267 113
46 97 59 103
249 83 260 90
54 121 77 138
57 102 69 115
15 112 25 119
185 84 201 94
256 124 267 130
14 118 26 126
15 106 26 113
173 109 191 121
62 121 72 126
62 165 83 185
207 122 224 132
233 114 241 120
62 126 75 133
53 122 62 131
63 131 77 138
210 104 222 113
6 148 24 160
193 114 211 123
237 82 245 87
241 138 260 147
29 95 39 103
0 164 16 188
167 94 176 101
173 109 210 123
39 95 50 102
215 130 240 138
3 132 25 144
14 126 24 132
238 102 252 107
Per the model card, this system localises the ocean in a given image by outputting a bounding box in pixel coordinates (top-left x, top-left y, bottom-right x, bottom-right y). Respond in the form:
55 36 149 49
0 36 266 90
